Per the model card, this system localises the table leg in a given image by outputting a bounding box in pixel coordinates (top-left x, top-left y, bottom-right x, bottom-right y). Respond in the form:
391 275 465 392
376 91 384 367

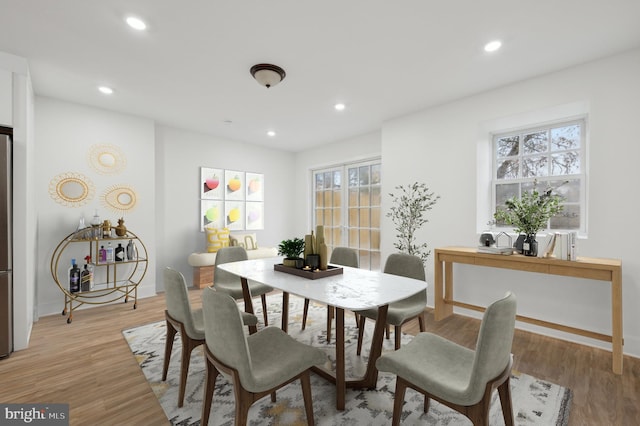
362 304 388 388
434 255 453 320
335 307 345 410
281 292 289 333
240 277 257 335
612 268 623 374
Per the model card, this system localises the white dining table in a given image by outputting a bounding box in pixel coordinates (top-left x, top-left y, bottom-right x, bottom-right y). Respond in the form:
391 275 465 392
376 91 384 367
217 256 428 410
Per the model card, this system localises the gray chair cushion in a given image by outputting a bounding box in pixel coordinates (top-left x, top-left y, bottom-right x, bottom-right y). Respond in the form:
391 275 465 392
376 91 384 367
329 247 359 268
164 267 202 339
202 288 326 393
376 292 517 406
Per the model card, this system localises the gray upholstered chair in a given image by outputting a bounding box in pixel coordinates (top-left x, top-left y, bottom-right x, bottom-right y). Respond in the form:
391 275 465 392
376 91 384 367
214 246 273 327
201 287 327 426
162 267 257 408
301 247 359 342
376 292 517 426
355 253 427 354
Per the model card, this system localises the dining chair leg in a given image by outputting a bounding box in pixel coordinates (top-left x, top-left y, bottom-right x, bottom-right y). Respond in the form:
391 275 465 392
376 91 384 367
326 306 334 343
261 294 269 326
418 312 426 332
394 325 402 350
201 357 219 426
392 376 408 426
300 371 315 426
386 324 390 339
179 337 198 407
301 298 310 330
356 316 366 355
162 319 176 381
498 376 514 426
235 387 253 426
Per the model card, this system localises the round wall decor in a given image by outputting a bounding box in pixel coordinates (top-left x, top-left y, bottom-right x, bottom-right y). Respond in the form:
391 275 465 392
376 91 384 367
49 172 95 207
101 184 138 214
88 144 127 174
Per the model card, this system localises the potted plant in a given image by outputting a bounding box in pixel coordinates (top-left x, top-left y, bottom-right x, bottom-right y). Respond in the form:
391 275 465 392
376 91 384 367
278 237 305 268
493 181 563 256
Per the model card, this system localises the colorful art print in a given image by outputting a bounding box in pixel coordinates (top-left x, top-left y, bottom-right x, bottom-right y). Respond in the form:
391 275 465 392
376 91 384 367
224 201 245 230
201 167 223 199
245 201 264 230
224 170 245 201
245 172 264 202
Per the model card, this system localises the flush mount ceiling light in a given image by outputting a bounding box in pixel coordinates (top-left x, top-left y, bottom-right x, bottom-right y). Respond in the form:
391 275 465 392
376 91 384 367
98 86 114 95
334 103 346 111
250 64 286 88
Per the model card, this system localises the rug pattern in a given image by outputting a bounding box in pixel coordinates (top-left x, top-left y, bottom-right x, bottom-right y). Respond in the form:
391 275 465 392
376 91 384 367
122 295 572 425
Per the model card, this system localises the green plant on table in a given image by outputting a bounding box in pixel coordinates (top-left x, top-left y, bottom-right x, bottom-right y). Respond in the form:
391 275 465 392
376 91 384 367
278 237 305 259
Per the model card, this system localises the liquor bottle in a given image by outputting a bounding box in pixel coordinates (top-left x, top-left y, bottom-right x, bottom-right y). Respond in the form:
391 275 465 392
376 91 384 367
99 245 107 263
106 242 114 262
115 243 125 262
126 239 136 261
80 263 91 292
84 255 95 290
69 259 80 293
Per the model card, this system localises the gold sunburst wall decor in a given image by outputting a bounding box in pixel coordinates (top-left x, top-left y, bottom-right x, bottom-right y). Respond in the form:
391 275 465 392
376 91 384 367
101 184 138 214
88 144 127 174
49 172 95 208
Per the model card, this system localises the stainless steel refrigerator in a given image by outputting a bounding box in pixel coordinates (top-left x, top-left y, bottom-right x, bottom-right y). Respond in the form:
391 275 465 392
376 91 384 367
0 133 12 358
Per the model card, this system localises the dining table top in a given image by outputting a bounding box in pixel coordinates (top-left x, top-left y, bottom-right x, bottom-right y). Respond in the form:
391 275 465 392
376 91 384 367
217 256 428 311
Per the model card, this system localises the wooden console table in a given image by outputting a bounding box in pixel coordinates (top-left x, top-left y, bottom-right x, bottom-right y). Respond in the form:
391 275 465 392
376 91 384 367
434 246 623 374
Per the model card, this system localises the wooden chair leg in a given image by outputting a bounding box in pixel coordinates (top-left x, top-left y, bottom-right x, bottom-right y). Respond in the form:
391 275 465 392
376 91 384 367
326 306 334 343
301 298 310 330
392 376 408 426
394 325 402 350
179 337 197 407
386 324 390 339
300 371 315 426
261 294 269 326
418 312 426 332
424 395 430 413
162 320 176 381
356 316 366 355
498 376 514 426
235 387 253 426
201 358 219 426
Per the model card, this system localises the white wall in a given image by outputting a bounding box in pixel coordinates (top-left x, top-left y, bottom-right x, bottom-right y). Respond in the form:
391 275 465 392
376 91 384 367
155 125 295 289
381 48 640 356
293 131 382 235
35 97 157 317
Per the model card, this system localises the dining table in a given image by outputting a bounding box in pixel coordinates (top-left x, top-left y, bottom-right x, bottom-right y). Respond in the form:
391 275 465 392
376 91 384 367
217 256 428 410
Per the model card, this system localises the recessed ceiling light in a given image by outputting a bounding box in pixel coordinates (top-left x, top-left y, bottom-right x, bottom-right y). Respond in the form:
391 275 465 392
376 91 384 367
126 16 147 31
334 103 346 111
484 40 502 52
98 86 113 95
267 130 276 137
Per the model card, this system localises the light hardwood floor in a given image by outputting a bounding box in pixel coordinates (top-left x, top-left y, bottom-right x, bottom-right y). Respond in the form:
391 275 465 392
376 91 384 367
0 289 638 425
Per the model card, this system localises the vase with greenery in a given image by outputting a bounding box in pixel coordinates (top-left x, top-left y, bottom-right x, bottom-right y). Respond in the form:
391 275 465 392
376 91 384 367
278 237 305 268
387 182 440 266
493 182 563 256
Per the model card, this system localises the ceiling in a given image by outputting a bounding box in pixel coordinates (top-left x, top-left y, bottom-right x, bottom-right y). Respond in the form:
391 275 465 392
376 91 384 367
1 1 639 152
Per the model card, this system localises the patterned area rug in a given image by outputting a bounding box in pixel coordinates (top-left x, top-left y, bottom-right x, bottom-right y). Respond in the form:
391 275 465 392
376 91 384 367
123 295 572 425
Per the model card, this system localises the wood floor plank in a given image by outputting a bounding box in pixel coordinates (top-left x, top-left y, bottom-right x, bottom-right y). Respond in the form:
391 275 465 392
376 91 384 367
0 289 637 425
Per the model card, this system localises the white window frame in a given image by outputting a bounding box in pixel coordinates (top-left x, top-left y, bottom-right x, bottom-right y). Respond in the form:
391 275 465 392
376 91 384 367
491 118 587 235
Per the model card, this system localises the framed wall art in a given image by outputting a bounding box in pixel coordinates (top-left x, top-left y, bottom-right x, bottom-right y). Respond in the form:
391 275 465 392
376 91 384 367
245 172 264 202
201 199 224 231
201 167 223 199
245 201 264 230
225 170 245 201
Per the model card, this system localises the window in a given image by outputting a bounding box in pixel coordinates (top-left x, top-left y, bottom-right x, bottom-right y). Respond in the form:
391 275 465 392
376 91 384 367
313 160 381 270
493 119 585 233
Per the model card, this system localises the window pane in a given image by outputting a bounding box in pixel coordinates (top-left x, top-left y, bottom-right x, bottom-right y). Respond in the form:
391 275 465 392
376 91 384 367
523 131 548 154
333 171 342 189
371 186 381 206
551 152 580 175
359 188 370 207
332 208 342 226
349 229 358 247
348 168 358 187
315 173 324 190
315 191 323 207
371 229 380 250
359 229 370 249
550 204 580 230
554 179 580 203
324 209 332 225
359 250 370 270
496 159 518 179
359 208 370 227
370 251 381 271
332 228 342 246
359 166 370 185
522 156 548 177
495 183 519 206
496 136 519 158
371 164 381 184
333 189 342 207
349 188 358 206
371 207 380 228
315 210 323 225
551 124 581 150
